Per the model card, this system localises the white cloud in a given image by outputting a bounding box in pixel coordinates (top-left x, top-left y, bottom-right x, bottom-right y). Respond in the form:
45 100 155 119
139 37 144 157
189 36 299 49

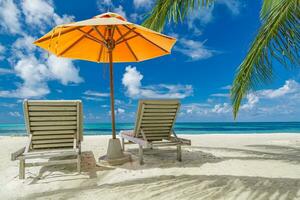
257 80 299 99
1 32 83 99
96 0 127 19
9 111 21 117
21 0 74 33
84 90 110 97
122 66 143 97
0 54 83 98
0 43 6 60
129 13 142 22
0 0 21 34
109 108 126 116
122 66 193 99
212 103 231 114
97 0 113 12
0 56 50 98
0 68 13 74
47 55 83 85
175 38 216 61
211 93 229 97
185 1 242 35
0 103 17 108
181 79 300 121
83 90 110 101
221 85 232 90
117 108 125 114
240 93 259 110
113 5 127 19
12 35 36 58
218 0 241 15
133 0 154 9
187 7 214 27
83 96 104 102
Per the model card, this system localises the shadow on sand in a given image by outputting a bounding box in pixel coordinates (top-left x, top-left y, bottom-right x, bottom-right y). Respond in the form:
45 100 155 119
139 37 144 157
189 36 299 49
23 144 300 199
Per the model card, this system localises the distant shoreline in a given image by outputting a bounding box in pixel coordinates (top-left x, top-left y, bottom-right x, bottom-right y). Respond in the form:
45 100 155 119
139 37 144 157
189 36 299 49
1 122 300 135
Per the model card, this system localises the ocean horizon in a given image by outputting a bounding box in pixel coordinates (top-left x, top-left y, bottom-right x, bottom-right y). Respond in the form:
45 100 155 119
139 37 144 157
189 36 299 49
1 122 300 136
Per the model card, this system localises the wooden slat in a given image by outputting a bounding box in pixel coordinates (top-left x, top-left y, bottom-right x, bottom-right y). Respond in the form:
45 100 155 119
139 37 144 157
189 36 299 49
143 113 176 116
32 135 74 140
141 123 173 127
33 130 75 135
23 151 77 159
141 120 173 124
143 133 170 136
30 121 77 126
144 105 178 109
143 116 175 120
142 127 171 130
30 116 77 121
32 139 74 144
28 106 76 111
25 148 78 155
144 109 177 113
142 100 179 105
28 101 78 106
143 130 170 134
25 159 77 167
29 112 77 116
152 142 179 147
31 126 77 131
33 143 74 149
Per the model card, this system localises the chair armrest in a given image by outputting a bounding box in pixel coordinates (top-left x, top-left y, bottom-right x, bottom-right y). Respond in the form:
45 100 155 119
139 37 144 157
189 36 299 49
11 147 25 161
170 136 191 145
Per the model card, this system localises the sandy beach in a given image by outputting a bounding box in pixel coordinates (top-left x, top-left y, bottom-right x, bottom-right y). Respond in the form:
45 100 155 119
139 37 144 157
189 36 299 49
0 134 300 200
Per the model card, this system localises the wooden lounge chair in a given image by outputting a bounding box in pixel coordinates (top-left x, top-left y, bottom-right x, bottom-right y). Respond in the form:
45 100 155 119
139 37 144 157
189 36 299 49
120 100 191 164
11 100 83 179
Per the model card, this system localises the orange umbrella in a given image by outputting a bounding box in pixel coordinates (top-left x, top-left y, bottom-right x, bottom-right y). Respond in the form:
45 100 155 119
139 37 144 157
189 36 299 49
34 12 176 163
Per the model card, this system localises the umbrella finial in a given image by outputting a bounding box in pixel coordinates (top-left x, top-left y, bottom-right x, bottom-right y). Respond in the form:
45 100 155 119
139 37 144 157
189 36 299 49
94 12 127 21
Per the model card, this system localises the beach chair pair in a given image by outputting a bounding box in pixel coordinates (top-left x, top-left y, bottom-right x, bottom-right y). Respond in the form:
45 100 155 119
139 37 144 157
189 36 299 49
12 99 190 179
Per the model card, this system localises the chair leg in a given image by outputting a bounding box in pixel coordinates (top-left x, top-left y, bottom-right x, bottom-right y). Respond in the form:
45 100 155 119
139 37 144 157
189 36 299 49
139 145 144 165
177 145 182 162
121 137 125 151
77 154 81 173
19 158 25 179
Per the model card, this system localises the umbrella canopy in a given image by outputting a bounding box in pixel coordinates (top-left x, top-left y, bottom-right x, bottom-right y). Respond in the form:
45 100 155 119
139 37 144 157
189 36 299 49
34 12 176 63
34 12 176 140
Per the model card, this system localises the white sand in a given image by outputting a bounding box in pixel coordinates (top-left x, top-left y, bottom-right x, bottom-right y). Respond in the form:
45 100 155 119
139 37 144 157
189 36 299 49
0 134 300 200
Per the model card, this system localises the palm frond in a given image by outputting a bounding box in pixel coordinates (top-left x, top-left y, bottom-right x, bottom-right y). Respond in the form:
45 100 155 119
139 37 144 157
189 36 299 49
142 0 214 32
231 0 300 119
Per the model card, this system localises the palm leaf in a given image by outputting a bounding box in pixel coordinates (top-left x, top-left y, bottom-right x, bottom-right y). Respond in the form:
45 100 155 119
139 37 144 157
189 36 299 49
231 0 300 119
142 0 214 32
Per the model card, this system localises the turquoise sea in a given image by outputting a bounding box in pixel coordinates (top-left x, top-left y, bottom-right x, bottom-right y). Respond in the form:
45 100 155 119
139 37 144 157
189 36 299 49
0 122 300 136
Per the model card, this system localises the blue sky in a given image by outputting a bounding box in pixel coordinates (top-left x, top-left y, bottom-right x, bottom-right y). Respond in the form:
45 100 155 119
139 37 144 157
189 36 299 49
0 0 299 123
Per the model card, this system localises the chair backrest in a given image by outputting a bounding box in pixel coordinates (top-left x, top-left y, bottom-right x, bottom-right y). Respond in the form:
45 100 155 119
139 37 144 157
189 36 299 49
134 100 180 141
23 100 83 150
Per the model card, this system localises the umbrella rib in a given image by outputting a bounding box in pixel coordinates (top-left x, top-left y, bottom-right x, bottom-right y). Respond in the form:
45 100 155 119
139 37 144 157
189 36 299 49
115 27 136 44
35 26 79 43
58 28 94 56
123 25 169 53
92 26 107 43
77 28 107 47
115 26 138 61
115 35 138 45
98 28 107 62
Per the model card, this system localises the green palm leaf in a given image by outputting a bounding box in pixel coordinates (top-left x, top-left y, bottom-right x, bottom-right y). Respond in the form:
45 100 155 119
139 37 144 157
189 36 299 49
142 0 214 32
231 0 300 119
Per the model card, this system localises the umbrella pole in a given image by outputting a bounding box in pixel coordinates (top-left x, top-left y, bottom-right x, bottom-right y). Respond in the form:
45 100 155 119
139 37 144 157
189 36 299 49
108 49 116 139
99 25 131 165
